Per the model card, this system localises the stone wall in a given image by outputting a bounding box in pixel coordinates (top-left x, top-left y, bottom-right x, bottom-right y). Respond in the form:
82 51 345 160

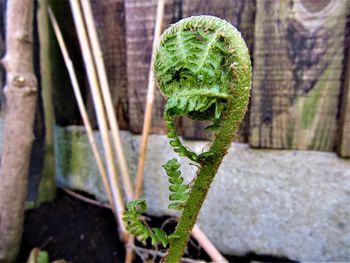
55 125 350 261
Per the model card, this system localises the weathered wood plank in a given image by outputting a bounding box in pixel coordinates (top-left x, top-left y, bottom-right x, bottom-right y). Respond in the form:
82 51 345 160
27 2 47 205
90 0 129 129
125 0 181 134
250 0 350 151
0 0 6 110
338 40 350 158
181 0 256 141
34 0 58 207
51 0 128 129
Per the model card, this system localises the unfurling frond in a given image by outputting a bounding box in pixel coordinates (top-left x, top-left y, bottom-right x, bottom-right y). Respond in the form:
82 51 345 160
122 200 169 247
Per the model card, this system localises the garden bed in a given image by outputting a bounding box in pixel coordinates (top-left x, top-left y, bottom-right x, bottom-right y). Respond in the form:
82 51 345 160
17 189 296 263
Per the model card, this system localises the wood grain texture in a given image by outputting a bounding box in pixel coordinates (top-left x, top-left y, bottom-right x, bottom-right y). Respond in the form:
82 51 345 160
181 0 256 141
0 0 5 110
90 0 129 129
339 39 350 158
27 1 47 205
250 0 350 151
125 0 181 134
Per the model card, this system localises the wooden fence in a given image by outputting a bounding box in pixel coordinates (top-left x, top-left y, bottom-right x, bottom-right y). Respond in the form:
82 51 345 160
2 0 350 158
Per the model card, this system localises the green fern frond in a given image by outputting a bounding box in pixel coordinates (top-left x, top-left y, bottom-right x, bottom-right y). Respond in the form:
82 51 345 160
123 200 169 247
163 158 189 210
154 16 242 162
152 15 251 262
164 112 198 162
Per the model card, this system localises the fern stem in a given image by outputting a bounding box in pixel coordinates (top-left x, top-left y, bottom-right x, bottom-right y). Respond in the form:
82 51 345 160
164 98 247 262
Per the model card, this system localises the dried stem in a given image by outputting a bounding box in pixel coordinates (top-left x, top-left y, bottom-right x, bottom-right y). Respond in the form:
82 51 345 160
134 0 165 199
62 188 112 209
192 225 228 262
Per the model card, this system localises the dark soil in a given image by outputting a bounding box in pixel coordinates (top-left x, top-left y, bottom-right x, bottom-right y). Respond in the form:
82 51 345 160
17 189 297 263
17 189 124 263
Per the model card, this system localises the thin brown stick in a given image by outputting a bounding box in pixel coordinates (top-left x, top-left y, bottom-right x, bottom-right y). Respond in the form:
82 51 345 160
134 102 154 199
69 0 127 241
47 7 113 210
62 188 112 209
126 1 166 262
134 0 165 202
192 225 228 262
129 245 202 263
80 0 133 202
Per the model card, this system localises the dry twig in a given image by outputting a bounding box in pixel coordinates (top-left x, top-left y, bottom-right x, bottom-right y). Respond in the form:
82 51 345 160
134 0 165 200
62 188 112 209
192 225 228 262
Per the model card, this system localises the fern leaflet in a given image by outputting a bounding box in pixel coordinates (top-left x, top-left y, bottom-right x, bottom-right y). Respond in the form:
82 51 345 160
163 158 189 210
122 200 169 247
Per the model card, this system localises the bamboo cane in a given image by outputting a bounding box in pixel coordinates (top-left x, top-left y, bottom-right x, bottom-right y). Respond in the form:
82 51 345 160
192 225 228 262
80 0 133 202
47 7 113 209
134 0 165 201
69 0 127 241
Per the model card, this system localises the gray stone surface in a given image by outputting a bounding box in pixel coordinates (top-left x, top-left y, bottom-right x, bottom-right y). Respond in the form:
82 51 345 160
54 125 350 262
54 125 137 201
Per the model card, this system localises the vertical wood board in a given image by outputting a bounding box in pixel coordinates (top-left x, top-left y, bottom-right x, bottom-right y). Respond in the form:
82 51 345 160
125 0 181 134
91 0 129 129
0 0 6 110
339 38 350 157
250 0 350 151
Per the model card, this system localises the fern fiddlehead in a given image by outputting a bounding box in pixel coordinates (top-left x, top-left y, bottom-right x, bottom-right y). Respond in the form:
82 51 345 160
154 16 240 164
124 15 251 262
